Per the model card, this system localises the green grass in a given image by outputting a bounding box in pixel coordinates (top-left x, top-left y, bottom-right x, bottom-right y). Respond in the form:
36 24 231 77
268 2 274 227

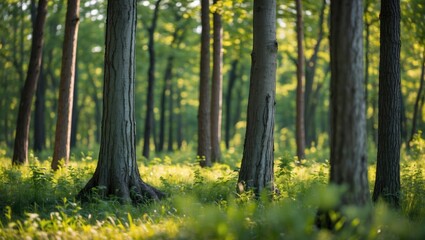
1 137 425 239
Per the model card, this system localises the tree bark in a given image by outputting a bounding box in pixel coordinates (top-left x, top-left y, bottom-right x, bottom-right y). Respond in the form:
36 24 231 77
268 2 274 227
295 0 306 161
12 0 47 165
78 0 164 203
409 50 425 144
210 0 223 163
33 61 46 152
142 0 162 159
237 0 277 196
225 59 239 149
304 0 326 147
198 0 212 167
373 0 401 208
329 0 369 207
52 0 80 170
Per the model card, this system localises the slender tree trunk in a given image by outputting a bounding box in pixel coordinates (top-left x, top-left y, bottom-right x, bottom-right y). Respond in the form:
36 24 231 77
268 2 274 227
86 67 102 143
318 1 370 228
78 0 163 203
70 62 79 149
295 0 306 161
159 55 173 152
167 80 174 151
373 0 401 208
33 61 46 152
237 0 277 196
176 85 183 150
198 0 212 167
12 0 47 165
409 50 425 144
304 0 326 147
211 0 223 163
225 59 239 149
52 0 80 170
142 0 162 159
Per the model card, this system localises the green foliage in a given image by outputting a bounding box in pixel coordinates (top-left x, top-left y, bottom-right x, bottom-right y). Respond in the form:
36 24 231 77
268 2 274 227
1 151 425 239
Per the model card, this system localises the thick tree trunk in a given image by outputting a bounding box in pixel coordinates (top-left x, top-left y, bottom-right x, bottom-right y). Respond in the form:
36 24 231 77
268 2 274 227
225 59 239 149
12 0 47 165
198 0 212 167
78 0 163 203
142 0 162 159
33 62 46 152
237 0 277 196
211 0 223 163
52 0 80 170
409 50 425 144
295 0 306 161
330 0 369 206
373 0 401 208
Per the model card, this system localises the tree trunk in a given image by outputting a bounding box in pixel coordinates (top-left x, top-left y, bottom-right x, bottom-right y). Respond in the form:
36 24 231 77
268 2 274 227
70 61 79 149
159 55 173 152
409 50 425 144
142 0 162 159
329 0 369 207
33 60 46 152
295 0 306 161
304 0 326 147
225 59 239 149
52 0 80 170
373 0 401 208
78 0 164 203
12 0 47 165
198 0 212 167
176 86 183 150
210 0 223 163
237 0 277 196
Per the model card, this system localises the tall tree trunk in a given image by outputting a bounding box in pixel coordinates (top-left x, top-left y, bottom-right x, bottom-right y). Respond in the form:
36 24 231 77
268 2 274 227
167 80 174 151
142 0 162 159
211 0 223 163
295 0 306 161
70 61 79 149
237 0 277 196
78 0 163 203
176 85 183 150
198 0 212 167
33 61 46 152
52 0 80 170
409 50 425 144
319 0 369 227
12 0 47 165
225 59 239 149
373 0 401 208
158 54 173 152
304 0 326 147
86 66 101 143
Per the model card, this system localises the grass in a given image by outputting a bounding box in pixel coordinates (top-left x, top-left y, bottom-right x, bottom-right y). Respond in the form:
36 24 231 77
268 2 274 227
0 137 425 239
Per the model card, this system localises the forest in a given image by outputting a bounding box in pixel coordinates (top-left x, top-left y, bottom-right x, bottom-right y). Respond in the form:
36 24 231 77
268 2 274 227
1 0 425 238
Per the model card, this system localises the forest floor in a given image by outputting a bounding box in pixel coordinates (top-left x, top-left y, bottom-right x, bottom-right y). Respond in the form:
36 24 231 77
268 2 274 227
0 140 425 239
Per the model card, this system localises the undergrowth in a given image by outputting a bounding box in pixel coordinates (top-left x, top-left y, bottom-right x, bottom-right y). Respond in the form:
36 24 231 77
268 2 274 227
0 135 425 239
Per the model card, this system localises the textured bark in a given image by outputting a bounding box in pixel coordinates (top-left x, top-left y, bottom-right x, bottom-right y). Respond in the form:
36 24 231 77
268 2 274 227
52 0 80 170
237 0 277 196
78 0 164 203
142 0 162 159
12 0 47 165
225 59 239 149
373 0 401 208
295 0 306 161
33 62 46 152
198 0 212 167
409 50 425 144
329 0 369 207
210 0 223 163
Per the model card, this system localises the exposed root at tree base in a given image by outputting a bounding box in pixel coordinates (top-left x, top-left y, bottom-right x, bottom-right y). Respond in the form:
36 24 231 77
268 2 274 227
77 177 166 205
